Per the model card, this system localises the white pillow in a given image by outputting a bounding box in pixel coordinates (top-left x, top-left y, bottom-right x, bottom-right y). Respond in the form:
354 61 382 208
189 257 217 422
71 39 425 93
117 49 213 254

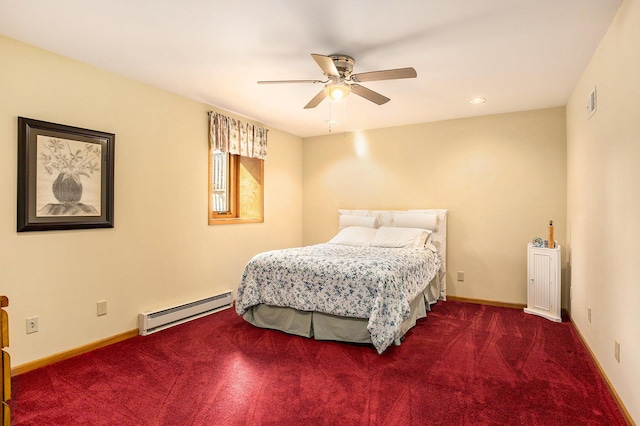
328 226 378 246
370 227 432 249
338 214 379 230
393 213 438 231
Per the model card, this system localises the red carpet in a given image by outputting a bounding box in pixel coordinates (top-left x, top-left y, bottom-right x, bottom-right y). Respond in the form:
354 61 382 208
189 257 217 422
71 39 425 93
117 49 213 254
11 301 626 425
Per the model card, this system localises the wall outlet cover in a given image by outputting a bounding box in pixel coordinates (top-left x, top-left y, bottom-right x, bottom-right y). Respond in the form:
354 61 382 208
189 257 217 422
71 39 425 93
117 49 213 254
26 316 38 334
97 300 107 316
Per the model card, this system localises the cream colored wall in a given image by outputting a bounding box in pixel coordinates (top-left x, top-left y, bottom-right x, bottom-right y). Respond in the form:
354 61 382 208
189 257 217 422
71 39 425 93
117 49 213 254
303 108 567 305
0 36 303 367
566 0 640 421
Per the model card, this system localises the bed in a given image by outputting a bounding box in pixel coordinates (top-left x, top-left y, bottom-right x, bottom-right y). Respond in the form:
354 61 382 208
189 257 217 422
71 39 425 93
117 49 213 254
235 209 448 353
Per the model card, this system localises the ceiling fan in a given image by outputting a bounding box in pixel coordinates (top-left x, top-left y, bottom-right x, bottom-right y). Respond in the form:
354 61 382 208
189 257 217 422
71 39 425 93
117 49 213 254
258 54 417 109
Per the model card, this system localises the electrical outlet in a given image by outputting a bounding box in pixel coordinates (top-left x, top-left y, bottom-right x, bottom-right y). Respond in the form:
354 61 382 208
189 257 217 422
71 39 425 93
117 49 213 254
588 308 591 323
457 271 465 282
97 300 107 316
26 316 38 334
615 341 620 363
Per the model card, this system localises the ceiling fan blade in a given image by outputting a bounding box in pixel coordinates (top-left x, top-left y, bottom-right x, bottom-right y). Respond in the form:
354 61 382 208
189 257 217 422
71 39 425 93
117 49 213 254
311 54 339 77
351 67 417 83
258 79 323 84
304 89 327 109
350 84 390 105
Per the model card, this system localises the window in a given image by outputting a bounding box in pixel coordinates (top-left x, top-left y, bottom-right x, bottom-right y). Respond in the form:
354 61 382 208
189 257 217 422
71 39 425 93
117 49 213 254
208 112 266 225
209 150 264 223
211 151 232 214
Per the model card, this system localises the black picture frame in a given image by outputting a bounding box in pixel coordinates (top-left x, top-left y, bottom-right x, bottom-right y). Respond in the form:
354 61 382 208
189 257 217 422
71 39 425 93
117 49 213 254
17 117 115 232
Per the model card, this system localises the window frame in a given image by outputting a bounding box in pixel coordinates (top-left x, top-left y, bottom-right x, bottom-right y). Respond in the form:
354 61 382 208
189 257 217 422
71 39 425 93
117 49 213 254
208 150 264 225
210 151 237 219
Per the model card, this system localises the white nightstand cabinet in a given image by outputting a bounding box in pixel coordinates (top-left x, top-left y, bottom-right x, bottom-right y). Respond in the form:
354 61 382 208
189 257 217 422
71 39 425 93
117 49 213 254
524 243 562 322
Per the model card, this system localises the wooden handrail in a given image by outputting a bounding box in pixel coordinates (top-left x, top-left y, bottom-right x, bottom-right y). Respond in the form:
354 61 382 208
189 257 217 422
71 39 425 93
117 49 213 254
1 295 10 425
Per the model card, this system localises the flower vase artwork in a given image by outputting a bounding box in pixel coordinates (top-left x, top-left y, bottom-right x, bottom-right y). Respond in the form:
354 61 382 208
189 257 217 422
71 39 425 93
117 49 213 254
36 137 102 216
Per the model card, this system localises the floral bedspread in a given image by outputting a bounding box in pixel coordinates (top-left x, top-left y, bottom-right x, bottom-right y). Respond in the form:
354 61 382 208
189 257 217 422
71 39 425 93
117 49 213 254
235 244 440 353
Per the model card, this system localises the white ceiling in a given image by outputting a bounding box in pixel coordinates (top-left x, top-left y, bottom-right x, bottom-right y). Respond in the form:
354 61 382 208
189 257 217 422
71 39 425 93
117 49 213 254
0 0 621 138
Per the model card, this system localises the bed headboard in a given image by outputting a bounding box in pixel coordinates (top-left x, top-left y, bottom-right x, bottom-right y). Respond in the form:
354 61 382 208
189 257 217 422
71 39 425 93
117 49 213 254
337 209 448 300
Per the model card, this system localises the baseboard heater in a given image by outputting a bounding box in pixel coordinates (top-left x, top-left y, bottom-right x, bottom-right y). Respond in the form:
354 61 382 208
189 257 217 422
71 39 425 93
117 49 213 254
138 290 233 336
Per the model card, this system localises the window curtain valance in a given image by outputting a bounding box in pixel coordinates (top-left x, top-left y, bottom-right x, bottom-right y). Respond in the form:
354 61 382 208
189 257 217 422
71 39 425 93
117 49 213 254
208 112 268 160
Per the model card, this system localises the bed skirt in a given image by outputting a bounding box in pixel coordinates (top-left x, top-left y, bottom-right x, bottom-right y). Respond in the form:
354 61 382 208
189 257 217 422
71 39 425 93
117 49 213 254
242 277 439 348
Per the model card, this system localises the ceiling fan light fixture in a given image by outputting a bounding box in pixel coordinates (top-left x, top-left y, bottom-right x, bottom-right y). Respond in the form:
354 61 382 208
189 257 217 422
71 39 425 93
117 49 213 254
324 82 351 100
259 53 417 109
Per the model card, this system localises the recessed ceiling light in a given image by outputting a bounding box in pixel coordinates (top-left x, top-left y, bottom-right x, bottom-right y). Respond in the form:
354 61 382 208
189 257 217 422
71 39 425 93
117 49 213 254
470 97 486 104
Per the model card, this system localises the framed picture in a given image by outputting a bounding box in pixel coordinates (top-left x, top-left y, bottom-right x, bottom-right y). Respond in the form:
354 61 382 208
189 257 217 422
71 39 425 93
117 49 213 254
17 117 115 232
